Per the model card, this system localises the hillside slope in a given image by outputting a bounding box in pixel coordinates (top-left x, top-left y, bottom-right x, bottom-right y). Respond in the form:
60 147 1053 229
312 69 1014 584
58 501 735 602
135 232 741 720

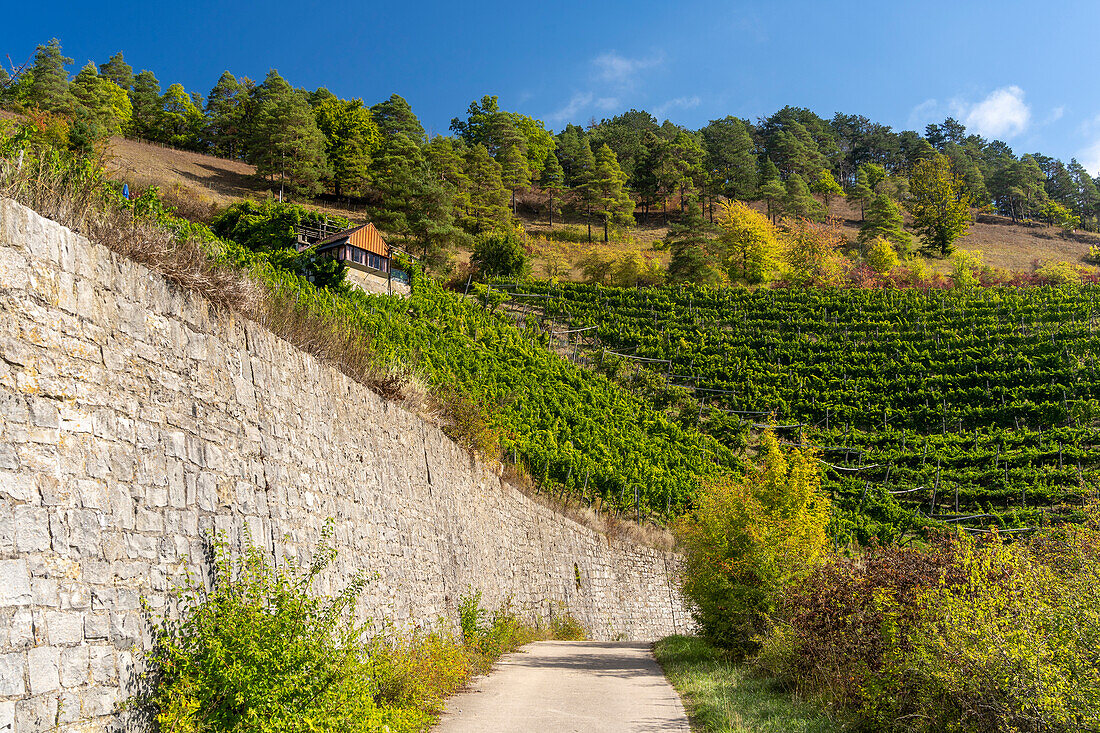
99 133 1100 276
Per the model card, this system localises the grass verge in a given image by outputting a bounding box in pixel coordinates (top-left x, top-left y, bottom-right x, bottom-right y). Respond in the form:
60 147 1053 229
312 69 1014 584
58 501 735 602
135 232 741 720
653 635 833 733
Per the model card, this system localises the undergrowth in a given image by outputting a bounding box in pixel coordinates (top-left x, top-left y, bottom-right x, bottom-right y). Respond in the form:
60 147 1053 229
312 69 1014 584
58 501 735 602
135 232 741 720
140 524 583 733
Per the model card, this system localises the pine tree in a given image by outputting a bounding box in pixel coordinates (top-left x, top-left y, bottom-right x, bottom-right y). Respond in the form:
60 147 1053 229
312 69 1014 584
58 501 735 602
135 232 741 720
573 140 599 242
69 62 131 146
592 143 635 242
368 132 465 269
250 71 329 197
540 152 565 227
666 197 721 285
315 98 378 197
848 167 873 221
204 71 246 157
426 136 471 216
701 116 759 201
161 83 204 149
129 70 163 140
758 158 785 223
28 39 73 113
500 144 530 215
98 52 133 91
463 144 510 233
859 193 912 255
784 174 819 220
370 94 425 142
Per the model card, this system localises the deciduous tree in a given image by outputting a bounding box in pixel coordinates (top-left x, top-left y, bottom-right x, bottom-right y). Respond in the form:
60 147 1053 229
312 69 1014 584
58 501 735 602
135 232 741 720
715 199 781 284
782 217 847 286
810 168 844 210
907 153 971 257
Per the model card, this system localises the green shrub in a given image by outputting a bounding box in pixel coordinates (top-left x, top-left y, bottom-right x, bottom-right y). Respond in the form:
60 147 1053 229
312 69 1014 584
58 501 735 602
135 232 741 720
676 432 832 655
760 516 1100 732
549 612 586 641
141 523 386 733
471 232 529 278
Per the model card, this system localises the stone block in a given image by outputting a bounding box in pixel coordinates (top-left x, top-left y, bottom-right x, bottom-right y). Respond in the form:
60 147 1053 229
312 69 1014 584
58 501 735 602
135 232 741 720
27 397 60 429
83 612 110 641
0 560 32 607
46 611 85 645
14 507 50 553
0 470 36 502
27 645 60 694
0 651 25 696
58 646 88 687
14 695 56 733
0 700 13 733
88 647 115 684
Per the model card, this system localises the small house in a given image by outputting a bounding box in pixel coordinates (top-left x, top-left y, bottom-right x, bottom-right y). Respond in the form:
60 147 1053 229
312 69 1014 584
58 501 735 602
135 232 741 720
314 222 392 274
296 221 410 295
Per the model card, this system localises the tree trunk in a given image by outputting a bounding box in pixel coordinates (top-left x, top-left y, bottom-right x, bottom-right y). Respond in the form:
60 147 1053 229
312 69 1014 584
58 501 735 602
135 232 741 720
548 191 554 227
604 217 609 243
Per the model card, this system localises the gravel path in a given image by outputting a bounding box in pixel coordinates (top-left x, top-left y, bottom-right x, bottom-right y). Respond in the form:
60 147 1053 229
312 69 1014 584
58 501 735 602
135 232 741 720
433 640 691 732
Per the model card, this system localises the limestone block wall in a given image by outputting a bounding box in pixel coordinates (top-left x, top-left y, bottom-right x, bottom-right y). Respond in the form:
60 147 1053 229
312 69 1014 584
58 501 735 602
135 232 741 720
0 198 690 732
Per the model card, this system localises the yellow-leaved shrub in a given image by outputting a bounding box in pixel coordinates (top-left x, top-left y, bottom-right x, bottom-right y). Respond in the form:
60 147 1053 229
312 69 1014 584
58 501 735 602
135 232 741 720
676 432 831 655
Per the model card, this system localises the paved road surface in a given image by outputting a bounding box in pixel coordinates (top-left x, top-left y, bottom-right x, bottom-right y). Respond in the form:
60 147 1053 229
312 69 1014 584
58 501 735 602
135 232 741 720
433 640 691 732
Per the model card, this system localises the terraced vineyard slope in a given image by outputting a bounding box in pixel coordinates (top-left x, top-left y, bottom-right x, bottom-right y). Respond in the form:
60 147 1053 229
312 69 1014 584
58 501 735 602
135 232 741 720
508 282 1100 540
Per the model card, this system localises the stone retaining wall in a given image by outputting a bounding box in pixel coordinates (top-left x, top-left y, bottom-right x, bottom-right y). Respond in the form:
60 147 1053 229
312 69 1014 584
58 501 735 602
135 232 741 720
0 199 689 733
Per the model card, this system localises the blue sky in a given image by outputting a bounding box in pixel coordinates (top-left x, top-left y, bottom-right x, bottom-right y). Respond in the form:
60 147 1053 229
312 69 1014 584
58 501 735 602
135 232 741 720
5 1 1100 171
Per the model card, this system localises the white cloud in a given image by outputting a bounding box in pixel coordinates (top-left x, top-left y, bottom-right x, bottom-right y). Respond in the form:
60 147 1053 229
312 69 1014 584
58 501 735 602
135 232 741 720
908 98 940 129
957 86 1031 139
592 51 664 88
654 95 701 119
1079 139 1100 176
547 92 594 123
546 50 666 127
1047 106 1065 124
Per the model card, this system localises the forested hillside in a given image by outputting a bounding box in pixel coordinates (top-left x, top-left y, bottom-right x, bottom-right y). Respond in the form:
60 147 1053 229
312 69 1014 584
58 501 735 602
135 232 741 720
4 39 1100 285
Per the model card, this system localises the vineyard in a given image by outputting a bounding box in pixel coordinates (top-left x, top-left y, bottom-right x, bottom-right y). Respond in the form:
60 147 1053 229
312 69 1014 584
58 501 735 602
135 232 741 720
501 281 1100 540
232 259 738 524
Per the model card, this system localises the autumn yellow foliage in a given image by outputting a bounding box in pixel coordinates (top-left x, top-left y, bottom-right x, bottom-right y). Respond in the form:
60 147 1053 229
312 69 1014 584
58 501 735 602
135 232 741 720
715 199 782 284
676 432 831 655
